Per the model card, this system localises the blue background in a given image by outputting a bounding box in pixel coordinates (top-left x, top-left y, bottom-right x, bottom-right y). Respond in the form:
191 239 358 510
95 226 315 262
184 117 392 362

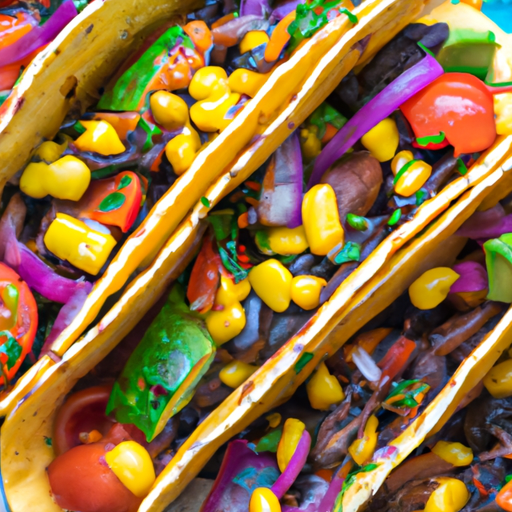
483 1 512 32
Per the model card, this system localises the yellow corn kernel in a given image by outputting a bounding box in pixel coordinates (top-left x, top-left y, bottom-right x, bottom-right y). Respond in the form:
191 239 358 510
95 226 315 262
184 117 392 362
44 213 117 275
20 156 91 201
258 225 309 256
233 278 251 302
189 66 229 100
483 359 512 398
395 160 432 197
249 259 293 313
302 184 344 256
34 140 66 163
348 415 378 465
306 362 344 410
150 91 190 131
104 441 156 498
74 120 126 156
361 118 399 162
206 276 246 345
266 412 282 428
391 150 414 175
300 127 322 161
494 93 512 135
424 477 470 512
432 441 474 466
219 360 257 388
250 488 282 512
190 81 240 132
277 418 305 472
409 267 460 310
240 30 270 54
291 275 327 311
228 68 269 98
165 125 201 175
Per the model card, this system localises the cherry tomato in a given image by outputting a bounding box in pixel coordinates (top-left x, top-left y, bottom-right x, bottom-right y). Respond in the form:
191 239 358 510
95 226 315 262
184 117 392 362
183 20 213 54
48 437 141 512
53 384 114 455
0 262 37 385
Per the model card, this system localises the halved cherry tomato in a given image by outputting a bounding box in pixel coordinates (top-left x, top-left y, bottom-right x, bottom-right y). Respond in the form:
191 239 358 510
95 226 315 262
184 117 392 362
0 262 37 385
53 384 114 455
183 20 213 54
497 479 512 512
89 171 143 233
48 424 141 512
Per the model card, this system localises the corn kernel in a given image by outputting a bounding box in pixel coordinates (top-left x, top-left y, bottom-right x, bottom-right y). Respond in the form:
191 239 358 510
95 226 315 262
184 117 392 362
277 418 305 472
395 160 432 197
424 477 469 512
266 413 282 428
409 268 460 310
306 362 344 410
228 68 269 98
484 359 512 399
165 125 201 175
206 276 246 345
105 441 156 498
250 488 282 512
219 360 257 388
348 415 378 465
150 91 190 131
20 156 91 201
432 441 474 466
44 213 117 275
361 118 399 162
74 120 126 156
391 150 414 175
302 184 344 256
258 225 309 256
233 278 251 302
189 66 229 100
291 275 326 311
240 30 270 54
249 259 293 313
301 127 322 161
34 140 66 163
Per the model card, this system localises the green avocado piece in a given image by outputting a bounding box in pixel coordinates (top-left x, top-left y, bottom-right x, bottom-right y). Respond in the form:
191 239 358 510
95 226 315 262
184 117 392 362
437 29 500 80
106 286 216 441
484 233 512 303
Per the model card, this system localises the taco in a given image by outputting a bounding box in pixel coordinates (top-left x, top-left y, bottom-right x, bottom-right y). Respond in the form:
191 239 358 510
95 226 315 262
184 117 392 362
3 1 512 511
0 0 423 410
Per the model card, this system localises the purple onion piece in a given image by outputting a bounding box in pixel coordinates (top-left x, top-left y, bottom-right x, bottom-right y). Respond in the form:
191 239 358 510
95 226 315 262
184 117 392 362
450 261 488 293
309 53 445 188
200 440 279 512
257 132 303 228
271 0 303 21
271 430 311 499
39 282 92 357
456 204 512 240
0 1 78 66
240 0 271 17
5 235 92 304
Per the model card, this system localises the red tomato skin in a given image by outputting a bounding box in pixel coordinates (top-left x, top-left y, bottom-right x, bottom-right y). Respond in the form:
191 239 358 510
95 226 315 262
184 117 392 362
48 442 141 512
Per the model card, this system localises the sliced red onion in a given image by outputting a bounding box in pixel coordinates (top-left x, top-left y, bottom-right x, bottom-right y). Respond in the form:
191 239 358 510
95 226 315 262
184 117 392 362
309 53 444 188
271 0 303 21
257 132 303 228
0 1 77 66
212 15 269 47
200 440 279 512
240 0 271 17
456 204 512 240
271 430 311 499
450 261 488 293
39 281 92 357
351 346 382 382
5 236 91 304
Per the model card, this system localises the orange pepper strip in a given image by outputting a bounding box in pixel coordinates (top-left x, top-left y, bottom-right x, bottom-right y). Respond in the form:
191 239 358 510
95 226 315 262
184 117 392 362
92 112 140 141
183 20 213 54
0 12 34 50
264 10 296 62
211 13 237 30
